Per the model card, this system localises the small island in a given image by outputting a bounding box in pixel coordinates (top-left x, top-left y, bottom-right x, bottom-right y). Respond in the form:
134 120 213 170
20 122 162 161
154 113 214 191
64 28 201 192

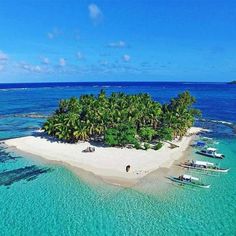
4 90 203 186
227 80 236 84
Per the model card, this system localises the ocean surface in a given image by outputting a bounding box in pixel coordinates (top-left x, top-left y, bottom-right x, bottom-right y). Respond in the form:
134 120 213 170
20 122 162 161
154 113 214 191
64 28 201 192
0 82 235 235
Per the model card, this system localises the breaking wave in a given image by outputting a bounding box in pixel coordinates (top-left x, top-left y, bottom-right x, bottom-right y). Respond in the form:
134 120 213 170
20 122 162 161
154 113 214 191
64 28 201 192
197 118 236 133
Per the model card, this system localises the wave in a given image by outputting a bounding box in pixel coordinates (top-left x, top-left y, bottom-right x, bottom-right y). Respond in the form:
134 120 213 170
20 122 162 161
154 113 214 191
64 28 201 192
0 86 97 92
0 86 66 91
198 118 233 126
0 113 48 119
197 118 236 133
0 88 30 92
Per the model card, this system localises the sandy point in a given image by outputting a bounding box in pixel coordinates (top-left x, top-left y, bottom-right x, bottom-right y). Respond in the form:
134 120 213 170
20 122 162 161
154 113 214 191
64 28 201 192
3 127 208 187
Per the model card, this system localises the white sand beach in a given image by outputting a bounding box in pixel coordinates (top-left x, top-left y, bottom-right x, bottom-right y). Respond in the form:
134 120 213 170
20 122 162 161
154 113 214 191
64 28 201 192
3 127 205 186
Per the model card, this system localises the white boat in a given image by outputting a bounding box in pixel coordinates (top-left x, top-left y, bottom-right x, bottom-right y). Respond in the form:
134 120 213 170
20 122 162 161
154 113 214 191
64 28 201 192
168 174 210 188
197 147 225 159
180 160 229 173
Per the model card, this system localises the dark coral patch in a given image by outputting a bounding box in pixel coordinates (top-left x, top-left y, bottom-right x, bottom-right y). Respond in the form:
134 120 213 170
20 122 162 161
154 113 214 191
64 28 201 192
0 165 51 187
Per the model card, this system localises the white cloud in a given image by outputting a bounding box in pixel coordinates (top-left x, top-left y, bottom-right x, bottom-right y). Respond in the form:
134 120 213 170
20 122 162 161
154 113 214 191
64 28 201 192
47 28 61 39
122 54 131 62
21 63 30 70
42 57 50 64
88 4 103 23
0 51 8 61
59 58 66 67
18 62 42 73
108 41 126 48
0 65 4 71
76 52 84 60
33 65 41 72
47 33 54 39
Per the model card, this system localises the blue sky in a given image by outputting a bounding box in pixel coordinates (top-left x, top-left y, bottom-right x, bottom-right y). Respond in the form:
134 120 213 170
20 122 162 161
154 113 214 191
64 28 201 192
0 0 236 82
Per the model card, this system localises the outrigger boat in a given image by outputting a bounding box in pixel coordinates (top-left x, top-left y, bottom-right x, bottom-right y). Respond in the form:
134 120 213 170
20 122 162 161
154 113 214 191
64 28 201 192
199 136 219 145
179 160 229 173
197 147 225 159
191 140 207 148
201 136 213 142
168 174 210 188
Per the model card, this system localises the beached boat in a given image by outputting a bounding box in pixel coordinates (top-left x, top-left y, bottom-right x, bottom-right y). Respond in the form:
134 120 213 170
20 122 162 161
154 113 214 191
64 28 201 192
197 147 224 159
168 174 210 188
179 160 229 173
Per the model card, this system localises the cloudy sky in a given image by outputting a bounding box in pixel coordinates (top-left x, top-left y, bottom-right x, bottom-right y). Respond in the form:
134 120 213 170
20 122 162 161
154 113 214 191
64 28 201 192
0 0 236 82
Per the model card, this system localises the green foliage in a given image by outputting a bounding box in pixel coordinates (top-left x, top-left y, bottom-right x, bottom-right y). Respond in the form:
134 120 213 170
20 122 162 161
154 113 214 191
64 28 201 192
161 91 201 138
144 143 151 150
157 127 173 141
105 123 137 147
154 142 163 150
139 127 156 142
104 128 119 146
134 141 142 150
43 90 200 146
57 97 82 114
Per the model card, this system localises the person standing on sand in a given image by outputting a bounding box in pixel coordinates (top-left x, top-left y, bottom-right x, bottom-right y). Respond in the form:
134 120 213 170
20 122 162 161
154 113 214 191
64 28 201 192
126 165 130 172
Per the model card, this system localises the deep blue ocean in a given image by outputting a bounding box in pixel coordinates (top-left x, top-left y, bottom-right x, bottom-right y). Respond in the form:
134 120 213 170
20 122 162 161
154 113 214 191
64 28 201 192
0 82 235 235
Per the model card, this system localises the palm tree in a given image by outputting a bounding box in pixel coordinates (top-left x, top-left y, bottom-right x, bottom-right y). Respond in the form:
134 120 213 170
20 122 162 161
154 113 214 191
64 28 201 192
43 90 200 146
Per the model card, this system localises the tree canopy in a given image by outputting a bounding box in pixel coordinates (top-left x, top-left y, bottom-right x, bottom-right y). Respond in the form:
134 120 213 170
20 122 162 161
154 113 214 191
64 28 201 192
43 90 200 149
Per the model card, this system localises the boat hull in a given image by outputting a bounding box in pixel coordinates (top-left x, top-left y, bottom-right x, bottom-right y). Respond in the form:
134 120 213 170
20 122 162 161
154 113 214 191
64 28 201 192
168 177 210 188
196 151 224 159
179 164 229 173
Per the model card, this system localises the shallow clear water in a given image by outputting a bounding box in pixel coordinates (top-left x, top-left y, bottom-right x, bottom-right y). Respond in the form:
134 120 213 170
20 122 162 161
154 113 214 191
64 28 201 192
0 82 235 235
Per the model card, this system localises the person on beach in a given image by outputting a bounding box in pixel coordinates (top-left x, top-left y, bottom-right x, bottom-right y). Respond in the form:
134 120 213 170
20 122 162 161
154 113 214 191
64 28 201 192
126 165 131 172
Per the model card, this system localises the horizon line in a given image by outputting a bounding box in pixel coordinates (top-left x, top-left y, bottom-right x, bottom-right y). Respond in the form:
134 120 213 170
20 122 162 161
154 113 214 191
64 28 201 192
0 81 229 85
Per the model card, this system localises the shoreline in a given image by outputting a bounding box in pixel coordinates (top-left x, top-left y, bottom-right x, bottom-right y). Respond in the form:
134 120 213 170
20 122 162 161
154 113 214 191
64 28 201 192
2 127 205 187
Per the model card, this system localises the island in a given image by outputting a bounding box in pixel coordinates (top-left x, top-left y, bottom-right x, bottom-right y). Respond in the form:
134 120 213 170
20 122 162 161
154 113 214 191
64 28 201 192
227 80 236 84
4 90 204 186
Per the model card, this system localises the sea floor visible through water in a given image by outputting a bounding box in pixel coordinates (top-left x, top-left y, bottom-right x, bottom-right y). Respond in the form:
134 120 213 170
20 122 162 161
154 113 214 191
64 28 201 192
0 82 235 235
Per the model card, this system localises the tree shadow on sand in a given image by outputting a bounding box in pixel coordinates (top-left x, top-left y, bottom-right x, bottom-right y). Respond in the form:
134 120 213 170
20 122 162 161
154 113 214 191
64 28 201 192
0 165 52 187
32 131 107 148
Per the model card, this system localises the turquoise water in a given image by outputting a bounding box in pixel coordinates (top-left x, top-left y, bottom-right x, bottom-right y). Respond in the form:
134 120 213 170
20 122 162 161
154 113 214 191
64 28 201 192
0 83 235 235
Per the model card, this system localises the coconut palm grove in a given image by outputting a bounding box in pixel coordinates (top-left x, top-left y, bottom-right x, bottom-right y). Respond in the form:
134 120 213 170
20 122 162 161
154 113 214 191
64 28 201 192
43 90 200 149
43 90 200 150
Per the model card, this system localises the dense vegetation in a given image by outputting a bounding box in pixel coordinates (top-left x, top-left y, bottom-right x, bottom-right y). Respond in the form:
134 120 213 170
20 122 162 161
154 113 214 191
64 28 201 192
43 90 201 150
